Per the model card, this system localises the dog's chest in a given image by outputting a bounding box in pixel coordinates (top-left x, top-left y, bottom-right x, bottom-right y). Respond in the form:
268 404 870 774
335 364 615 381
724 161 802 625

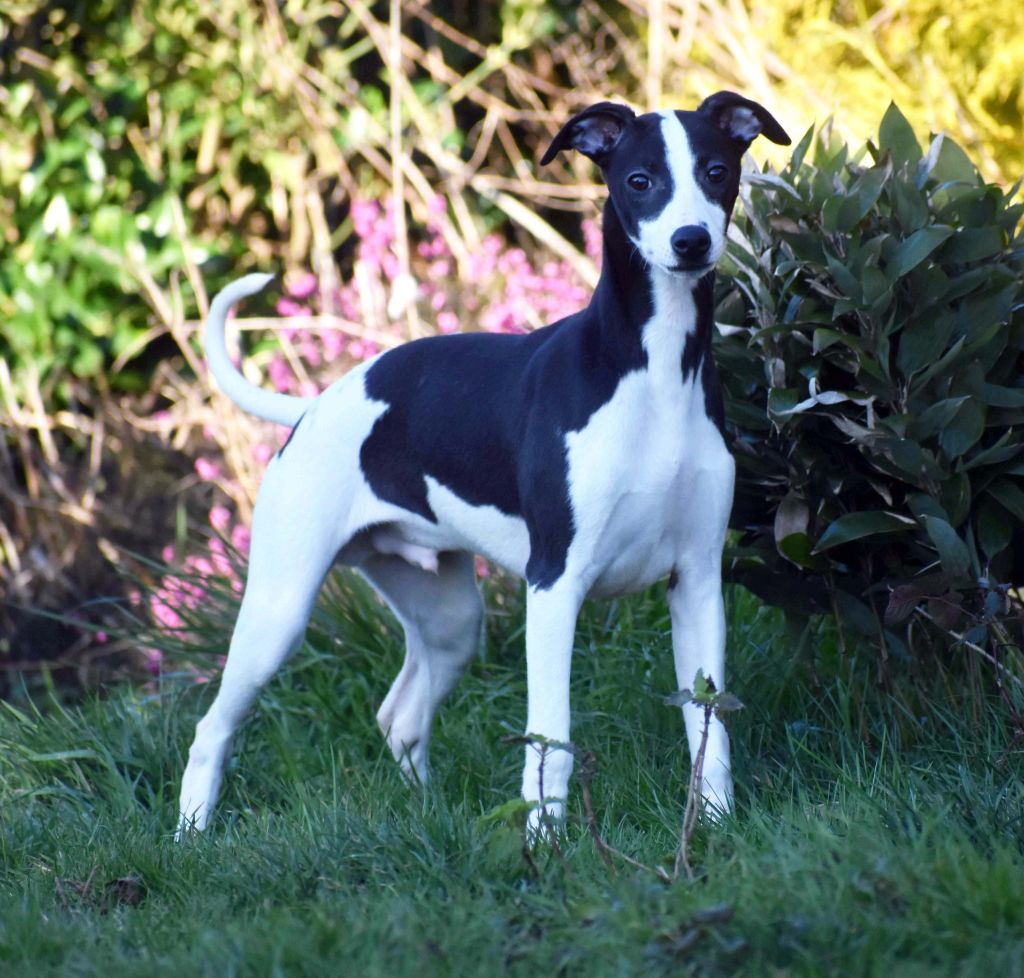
565 353 732 598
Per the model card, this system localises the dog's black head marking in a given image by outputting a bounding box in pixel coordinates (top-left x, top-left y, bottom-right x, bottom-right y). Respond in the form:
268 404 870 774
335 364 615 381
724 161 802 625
542 93 790 279
540 102 637 167
696 90 792 150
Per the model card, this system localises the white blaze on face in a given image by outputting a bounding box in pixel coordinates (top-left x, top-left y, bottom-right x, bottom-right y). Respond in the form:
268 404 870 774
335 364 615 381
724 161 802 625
633 111 730 273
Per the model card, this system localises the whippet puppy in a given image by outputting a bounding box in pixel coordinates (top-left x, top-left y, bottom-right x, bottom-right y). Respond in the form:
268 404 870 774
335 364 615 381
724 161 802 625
177 91 790 837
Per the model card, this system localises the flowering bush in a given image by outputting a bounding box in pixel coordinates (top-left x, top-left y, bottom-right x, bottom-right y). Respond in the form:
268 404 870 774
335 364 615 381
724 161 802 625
145 196 599 666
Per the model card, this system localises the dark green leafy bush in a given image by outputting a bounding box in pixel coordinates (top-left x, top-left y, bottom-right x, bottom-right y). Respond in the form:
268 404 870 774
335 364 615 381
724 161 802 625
716 105 1024 657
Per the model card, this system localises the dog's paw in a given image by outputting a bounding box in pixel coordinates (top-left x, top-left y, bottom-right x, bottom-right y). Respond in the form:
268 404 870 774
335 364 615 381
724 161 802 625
699 770 734 821
174 816 201 843
524 798 566 843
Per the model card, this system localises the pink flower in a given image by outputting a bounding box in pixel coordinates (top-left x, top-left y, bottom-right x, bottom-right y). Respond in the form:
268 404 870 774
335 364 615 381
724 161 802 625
277 298 310 317
322 331 345 359
151 598 184 631
427 194 447 219
288 271 318 299
193 557 214 577
195 457 221 482
299 338 322 367
210 505 232 534
348 338 378 361
437 311 459 334
231 524 251 553
428 259 450 280
252 443 273 464
268 355 293 394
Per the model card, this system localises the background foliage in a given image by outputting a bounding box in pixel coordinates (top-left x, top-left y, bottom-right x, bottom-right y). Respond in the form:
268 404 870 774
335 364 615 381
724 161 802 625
716 105 1024 665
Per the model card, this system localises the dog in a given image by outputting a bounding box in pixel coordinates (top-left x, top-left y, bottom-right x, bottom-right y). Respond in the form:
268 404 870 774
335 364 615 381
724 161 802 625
176 92 790 837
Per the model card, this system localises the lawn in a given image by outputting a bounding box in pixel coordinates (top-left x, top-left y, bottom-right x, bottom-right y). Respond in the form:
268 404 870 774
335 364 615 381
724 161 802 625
2 574 1022 976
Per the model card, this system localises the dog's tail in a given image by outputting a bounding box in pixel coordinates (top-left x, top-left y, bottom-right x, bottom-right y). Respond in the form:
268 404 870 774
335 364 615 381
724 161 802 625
205 273 314 427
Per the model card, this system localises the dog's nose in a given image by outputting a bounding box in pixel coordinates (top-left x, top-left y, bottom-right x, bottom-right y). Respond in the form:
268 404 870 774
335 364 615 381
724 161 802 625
670 226 712 263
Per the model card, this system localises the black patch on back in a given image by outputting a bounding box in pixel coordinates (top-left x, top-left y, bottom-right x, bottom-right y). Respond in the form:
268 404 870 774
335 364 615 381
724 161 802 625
360 202 651 590
361 332 537 523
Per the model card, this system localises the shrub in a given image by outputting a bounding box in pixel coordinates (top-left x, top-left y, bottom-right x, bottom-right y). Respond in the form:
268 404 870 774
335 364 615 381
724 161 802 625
716 105 1024 661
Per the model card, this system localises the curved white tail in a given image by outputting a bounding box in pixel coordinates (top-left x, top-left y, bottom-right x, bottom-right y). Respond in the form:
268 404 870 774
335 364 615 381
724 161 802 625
205 273 314 427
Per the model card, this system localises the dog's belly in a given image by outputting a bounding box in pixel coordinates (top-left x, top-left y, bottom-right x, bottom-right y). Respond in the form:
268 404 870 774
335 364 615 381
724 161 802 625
584 491 687 599
379 476 532 577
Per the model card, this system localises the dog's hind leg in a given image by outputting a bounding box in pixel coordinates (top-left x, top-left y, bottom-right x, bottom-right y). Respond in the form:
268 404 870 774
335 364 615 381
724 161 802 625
359 550 483 783
176 474 343 837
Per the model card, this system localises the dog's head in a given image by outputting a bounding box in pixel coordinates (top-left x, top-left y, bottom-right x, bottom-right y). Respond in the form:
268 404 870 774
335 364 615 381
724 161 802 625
542 92 790 278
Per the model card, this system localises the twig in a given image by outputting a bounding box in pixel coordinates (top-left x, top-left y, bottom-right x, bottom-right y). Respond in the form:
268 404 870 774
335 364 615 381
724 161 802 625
577 751 673 882
916 607 1024 691
674 701 712 882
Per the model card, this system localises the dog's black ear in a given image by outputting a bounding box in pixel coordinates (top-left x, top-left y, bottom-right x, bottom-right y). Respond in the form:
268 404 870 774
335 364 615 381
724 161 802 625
697 91 791 148
540 102 637 167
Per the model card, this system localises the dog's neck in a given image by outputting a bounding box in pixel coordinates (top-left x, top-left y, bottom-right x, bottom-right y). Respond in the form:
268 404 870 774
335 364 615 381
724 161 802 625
591 200 715 388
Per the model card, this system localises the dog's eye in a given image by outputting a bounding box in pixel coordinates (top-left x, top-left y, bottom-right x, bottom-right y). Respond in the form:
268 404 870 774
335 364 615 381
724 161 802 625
627 172 651 191
706 164 728 184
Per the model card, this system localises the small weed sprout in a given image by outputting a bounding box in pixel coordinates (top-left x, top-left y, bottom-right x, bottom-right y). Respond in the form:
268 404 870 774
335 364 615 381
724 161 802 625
665 671 744 880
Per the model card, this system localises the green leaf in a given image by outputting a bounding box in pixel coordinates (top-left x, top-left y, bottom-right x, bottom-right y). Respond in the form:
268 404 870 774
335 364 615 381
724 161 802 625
476 797 533 827
833 589 881 637
767 388 800 423
961 431 1023 471
664 689 693 708
940 227 1006 263
814 511 916 552
826 254 863 299
938 398 985 458
778 532 821 569
887 225 954 277
922 516 972 579
713 693 745 715
985 480 1024 522
897 312 956 376
939 471 972 526
878 102 922 166
976 503 1013 559
975 382 1024 408
910 396 969 441
692 670 713 700
812 328 865 355
848 164 890 223
928 136 978 186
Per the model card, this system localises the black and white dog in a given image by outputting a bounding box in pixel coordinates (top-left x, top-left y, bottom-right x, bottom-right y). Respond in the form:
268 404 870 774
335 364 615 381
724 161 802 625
177 92 790 836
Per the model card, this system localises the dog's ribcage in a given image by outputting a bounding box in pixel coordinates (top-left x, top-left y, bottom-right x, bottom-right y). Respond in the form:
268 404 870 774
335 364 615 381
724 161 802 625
311 276 732 600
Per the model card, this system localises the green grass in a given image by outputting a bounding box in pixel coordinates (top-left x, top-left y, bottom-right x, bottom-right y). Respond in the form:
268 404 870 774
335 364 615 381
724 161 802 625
2 574 1023 977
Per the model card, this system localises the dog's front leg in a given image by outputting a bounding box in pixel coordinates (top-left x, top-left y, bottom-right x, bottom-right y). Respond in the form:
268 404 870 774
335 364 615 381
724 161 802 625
669 557 733 816
521 582 583 833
